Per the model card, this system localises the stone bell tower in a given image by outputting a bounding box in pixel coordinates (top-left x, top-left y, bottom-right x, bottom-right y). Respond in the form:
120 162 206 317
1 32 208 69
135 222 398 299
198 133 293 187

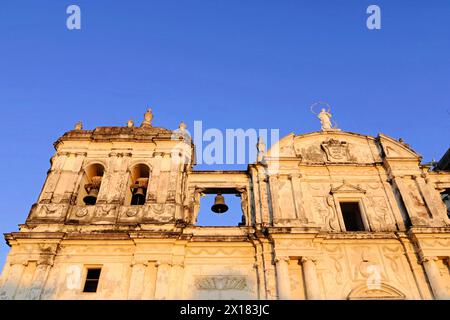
29 109 194 226
0 110 197 300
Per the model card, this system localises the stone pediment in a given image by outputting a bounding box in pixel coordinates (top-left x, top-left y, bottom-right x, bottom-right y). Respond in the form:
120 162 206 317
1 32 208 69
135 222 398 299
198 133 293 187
378 134 421 160
331 181 366 194
266 131 382 164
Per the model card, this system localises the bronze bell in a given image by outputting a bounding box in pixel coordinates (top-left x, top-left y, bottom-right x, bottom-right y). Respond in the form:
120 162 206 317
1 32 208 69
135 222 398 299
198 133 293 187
211 193 228 214
131 187 146 206
83 188 99 205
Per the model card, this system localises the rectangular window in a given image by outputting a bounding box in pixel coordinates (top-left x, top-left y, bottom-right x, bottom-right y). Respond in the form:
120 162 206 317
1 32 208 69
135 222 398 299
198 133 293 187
83 268 102 293
340 202 365 231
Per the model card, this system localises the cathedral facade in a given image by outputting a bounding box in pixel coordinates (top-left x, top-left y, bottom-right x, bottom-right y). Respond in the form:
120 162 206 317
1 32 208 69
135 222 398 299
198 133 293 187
0 110 449 300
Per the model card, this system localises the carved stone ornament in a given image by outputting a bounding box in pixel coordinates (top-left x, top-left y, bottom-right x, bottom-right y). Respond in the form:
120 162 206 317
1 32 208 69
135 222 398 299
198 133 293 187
330 181 366 194
195 276 247 291
321 139 350 161
126 207 139 217
74 207 89 217
347 283 405 300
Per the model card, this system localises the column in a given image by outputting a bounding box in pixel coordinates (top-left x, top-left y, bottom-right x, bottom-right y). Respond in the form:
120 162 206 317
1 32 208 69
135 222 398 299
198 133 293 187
169 263 185 300
27 262 51 300
392 177 423 224
128 262 148 300
147 153 162 203
252 263 261 300
268 176 281 220
422 256 449 300
301 257 321 300
290 174 308 223
414 175 448 222
154 260 171 300
274 256 291 300
259 172 271 224
381 176 406 230
250 168 263 225
0 262 26 300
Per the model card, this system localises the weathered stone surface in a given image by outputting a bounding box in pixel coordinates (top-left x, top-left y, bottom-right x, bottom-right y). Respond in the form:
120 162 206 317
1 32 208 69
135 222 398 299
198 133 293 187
1 114 450 300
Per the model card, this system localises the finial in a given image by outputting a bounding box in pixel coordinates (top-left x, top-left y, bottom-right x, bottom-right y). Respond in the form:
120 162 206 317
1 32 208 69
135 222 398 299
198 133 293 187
127 119 134 128
141 108 153 127
74 121 83 130
179 121 187 130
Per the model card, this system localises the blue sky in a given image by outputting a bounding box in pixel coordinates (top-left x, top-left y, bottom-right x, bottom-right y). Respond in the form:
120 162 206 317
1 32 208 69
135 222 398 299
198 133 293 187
0 1 449 268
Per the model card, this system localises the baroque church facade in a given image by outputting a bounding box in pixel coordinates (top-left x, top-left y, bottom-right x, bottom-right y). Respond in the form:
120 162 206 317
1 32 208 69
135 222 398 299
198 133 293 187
0 109 449 300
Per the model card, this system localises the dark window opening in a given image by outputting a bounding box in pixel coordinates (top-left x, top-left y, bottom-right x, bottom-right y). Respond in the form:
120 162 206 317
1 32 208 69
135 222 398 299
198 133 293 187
441 189 450 219
340 202 366 231
83 268 102 293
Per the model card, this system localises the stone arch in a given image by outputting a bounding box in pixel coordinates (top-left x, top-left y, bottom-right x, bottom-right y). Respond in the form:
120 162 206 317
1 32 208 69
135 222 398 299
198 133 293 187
128 160 153 173
347 283 406 300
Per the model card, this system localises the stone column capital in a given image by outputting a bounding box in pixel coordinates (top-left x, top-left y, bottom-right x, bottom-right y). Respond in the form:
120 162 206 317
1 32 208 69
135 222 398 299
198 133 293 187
37 255 55 267
9 260 28 267
274 256 290 264
131 260 148 267
155 260 172 268
287 174 302 180
421 256 439 263
172 262 185 268
301 256 318 264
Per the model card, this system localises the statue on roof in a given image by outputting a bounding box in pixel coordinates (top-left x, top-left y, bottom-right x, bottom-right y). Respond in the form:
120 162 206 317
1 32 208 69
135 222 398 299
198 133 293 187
179 121 187 131
318 108 333 131
310 102 339 131
141 108 153 127
74 121 83 130
257 136 266 163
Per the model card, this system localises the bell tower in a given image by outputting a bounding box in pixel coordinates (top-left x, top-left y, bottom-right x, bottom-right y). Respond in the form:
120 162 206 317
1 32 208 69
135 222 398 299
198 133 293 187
27 109 194 226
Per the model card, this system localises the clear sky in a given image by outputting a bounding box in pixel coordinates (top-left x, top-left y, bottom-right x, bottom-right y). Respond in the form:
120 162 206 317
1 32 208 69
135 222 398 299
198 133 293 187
0 1 449 268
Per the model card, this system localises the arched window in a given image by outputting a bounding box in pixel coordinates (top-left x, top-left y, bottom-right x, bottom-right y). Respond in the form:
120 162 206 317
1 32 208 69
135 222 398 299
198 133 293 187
127 164 150 206
77 163 105 206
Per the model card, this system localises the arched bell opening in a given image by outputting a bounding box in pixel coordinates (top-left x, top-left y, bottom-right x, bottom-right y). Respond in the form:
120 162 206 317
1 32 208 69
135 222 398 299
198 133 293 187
126 164 150 206
77 163 105 206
